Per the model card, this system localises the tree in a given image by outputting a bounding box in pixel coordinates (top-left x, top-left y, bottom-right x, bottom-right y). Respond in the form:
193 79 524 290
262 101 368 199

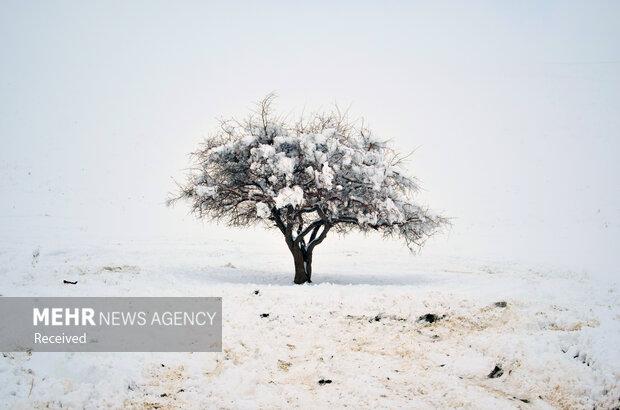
169 95 446 284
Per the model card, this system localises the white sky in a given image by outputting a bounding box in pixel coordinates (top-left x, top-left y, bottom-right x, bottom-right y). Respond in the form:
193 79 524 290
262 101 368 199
1 1 618 274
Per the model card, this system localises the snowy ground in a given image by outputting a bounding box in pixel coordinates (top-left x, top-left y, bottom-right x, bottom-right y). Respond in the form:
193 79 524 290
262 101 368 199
0 222 619 409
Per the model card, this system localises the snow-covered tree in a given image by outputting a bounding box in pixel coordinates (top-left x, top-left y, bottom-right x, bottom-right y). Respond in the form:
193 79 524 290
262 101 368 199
170 95 446 284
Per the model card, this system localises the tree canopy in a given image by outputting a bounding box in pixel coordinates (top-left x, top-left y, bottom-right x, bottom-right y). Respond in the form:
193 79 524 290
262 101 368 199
170 95 446 283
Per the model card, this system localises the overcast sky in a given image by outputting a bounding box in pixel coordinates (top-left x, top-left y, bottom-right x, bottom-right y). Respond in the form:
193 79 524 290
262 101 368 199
1 1 618 274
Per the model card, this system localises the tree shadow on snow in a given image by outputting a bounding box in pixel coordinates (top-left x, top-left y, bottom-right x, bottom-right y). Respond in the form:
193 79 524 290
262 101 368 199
311 272 441 286
196 267 442 286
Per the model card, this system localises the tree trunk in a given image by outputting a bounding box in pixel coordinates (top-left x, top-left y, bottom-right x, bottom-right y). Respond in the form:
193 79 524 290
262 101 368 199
292 247 312 284
305 251 313 282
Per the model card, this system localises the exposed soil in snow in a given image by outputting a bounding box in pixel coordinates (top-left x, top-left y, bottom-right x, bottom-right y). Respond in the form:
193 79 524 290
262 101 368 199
0 232 618 409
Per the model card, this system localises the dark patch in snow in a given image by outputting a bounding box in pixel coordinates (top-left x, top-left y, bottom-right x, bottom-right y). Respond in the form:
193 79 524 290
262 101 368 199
160 393 167 397
570 350 592 367
318 379 332 385
418 313 444 323
32 248 40 267
254 290 259 295
260 313 269 318
63 280 78 285
488 365 504 378
494 301 508 308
